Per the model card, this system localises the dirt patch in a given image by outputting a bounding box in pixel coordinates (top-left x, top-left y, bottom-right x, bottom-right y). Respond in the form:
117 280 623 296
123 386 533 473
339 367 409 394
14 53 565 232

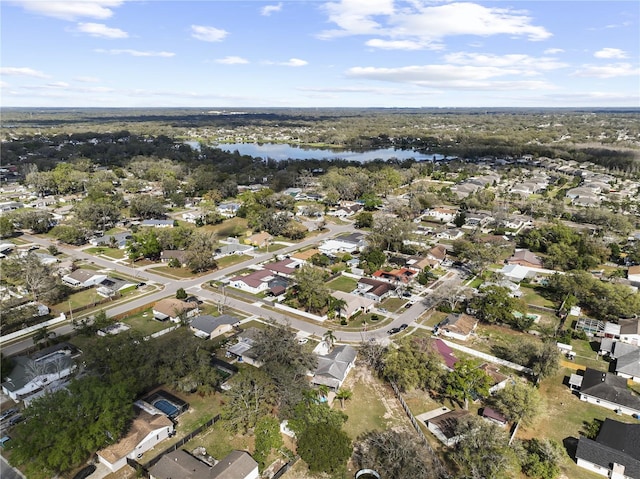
344 365 403 421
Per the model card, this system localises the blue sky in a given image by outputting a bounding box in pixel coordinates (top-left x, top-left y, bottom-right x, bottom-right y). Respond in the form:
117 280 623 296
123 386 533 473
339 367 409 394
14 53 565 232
1 0 638 107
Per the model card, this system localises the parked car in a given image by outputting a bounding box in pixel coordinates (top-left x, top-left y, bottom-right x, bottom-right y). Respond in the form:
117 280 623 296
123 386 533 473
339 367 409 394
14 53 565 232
0 436 11 448
0 408 17 421
399 323 409 331
8 415 24 427
387 327 400 335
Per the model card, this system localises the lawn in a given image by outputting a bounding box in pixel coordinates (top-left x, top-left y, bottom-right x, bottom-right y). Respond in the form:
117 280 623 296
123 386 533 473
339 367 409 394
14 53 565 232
380 297 407 312
84 246 125 259
52 288 103 312
216 254 252 268
419 311 448 328
256 243 286 253
469 323 537 356
520 285 555 308
121 308 173 336
327 275 358 293
519 368 638 479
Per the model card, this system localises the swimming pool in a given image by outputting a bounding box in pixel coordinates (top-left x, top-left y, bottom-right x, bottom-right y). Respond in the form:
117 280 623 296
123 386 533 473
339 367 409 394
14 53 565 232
153 399 179 417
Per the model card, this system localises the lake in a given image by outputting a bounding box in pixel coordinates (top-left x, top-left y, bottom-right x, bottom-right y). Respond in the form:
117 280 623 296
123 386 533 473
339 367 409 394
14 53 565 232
203 142 451 162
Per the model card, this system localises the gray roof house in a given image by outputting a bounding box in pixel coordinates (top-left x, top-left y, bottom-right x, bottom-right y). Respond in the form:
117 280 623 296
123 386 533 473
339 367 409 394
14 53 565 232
190 314 240 340
612 342 640 383
576 418 640 479
149 449 259 479
577 368 640 417
311 345 357 391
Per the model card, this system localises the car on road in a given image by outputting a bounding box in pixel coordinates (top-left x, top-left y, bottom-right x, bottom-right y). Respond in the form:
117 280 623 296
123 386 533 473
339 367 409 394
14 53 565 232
387 327 401 335
8 416 23 427
399 323 409 331
404 302 414 309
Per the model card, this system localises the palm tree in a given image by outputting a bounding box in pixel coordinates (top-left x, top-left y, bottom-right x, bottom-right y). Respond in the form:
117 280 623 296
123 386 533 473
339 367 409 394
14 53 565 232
335 388 352 409
317 384 330 401
323 329 337 349
328 296 347 319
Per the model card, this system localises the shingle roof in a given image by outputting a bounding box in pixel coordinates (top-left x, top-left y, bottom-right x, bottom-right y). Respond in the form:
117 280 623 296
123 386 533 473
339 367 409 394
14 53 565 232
576 419 640 478
313 345 357 388
580 368 640 411
620 318 640 336
613 343 640 378
191 315 239 334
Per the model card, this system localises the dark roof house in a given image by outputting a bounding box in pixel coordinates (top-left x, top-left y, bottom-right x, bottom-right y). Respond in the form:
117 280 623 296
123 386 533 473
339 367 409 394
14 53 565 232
578 368 640 416
576 418 640 479
312 345 357 390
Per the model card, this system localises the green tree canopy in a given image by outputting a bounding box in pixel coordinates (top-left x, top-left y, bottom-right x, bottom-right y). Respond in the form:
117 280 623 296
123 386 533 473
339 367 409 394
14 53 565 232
297 422 351 474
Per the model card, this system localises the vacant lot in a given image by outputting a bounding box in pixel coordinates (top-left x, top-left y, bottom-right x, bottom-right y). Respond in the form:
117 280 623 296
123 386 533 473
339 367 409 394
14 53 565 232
327 275 358 293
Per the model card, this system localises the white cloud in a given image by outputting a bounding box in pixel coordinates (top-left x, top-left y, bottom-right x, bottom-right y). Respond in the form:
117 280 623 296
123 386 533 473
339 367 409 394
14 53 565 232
94 49 175 57
261 3 283 16
0 67 49 78
74 76 100 83
11 0 124 21
191 25 228 42
216 56 249 65
544 48 564 54
365 39 430 50
346 64 555 90
572 63 639 78
76 22 128 38
264 58 308 67
444 52 567 73
594 48 628 59
319 1 551 46
47 81 70 88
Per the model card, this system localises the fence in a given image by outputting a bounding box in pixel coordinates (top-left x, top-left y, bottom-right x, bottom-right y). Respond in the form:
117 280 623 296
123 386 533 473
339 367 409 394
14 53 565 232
271 456 300 479
390 381 449 478
126 414 221 476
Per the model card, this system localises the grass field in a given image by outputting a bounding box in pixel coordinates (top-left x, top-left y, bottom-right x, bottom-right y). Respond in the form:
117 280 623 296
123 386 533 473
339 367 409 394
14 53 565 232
217 254 252 268
202 217 249 238
84 246 126 259
121 308 173 336
52 288 103 311
327 275 358 293
380 297 407 312
519 368 638 479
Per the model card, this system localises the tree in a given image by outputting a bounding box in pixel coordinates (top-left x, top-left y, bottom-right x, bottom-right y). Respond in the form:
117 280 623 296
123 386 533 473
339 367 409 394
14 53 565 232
358 340 387 374
51 223 91 245
323 329 337 348
368 215 414 252
335 388 352 409
0 216 15 238
251 322 317 415
491 381 541 443
354 211 374 228
383 337 443 393
531 341 560 384
452 238 503 275
176 288 187 300
126 228 161 261
297 422 351 474
444 359 492 409
290 265 331 314
450 416 518 479
352 429 444 479
185 231 217 273
129 195 166 219
520 438 563 479
11 376 135 473
471 285 528 330
359 248 386 272
253 415 283 469
222 368 276 433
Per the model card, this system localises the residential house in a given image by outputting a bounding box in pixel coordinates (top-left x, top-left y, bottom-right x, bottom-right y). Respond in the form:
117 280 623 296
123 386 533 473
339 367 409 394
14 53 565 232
181 211 203 224
575 368 640 416
153 298 199 323
90 232 132 249
318 233 365 257
263 259 300 277
291 248 321 264
611 342 640 383
217 202 241 218
406 255 434 272
357 277 395 302
424 207 457 223
427 409 470 446
140 219 174 228
62 269 108 288
214 242 253 258
96 277 136 298
620 319 640 346
160 250 188 266
245 231 272 248
436 228 464 241
311 345 357 391
1 343 79 403
575 418 640 479
436 313 478 341
97 404 174 473
227 328 262 367
329 203 363 217
507 249 543 268
331 291 375 318
427 245 447 264
149 449 259 479
430 339 459 370
228 269 274 295
481 407 508 427
373 268 416 284
628 265 640 287
479 363 510 394
190 314 240 340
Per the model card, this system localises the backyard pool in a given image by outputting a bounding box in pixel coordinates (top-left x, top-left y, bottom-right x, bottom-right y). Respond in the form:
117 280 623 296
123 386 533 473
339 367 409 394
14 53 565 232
153 399 180 418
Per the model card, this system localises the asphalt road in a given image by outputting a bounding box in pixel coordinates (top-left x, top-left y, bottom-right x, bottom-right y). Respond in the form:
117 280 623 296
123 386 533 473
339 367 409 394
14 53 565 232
0 455 24 479
4 224 463 354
